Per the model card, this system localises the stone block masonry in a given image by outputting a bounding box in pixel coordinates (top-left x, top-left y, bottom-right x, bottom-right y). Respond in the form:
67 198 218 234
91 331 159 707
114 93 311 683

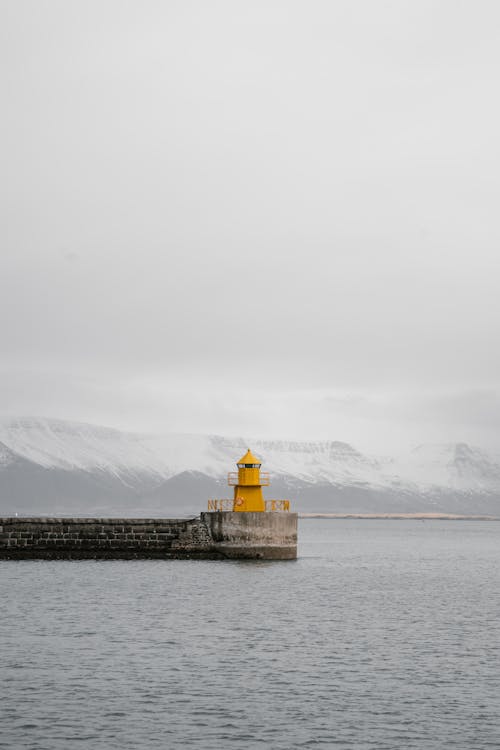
0 513 298 560
0 517 215 560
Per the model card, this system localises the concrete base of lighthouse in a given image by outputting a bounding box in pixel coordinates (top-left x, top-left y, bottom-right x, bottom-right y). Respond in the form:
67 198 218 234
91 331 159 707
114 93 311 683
201 511 298 560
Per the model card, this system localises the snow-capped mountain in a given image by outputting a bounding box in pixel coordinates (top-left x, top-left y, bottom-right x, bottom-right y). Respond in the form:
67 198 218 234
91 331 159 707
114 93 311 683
0 418 384 488
0 416 499 516
392 442 500 492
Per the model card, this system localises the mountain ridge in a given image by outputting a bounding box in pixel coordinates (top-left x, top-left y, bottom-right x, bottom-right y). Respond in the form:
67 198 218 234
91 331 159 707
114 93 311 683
0 416 499 516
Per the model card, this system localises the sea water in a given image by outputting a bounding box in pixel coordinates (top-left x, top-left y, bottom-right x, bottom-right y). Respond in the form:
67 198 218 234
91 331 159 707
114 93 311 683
1 519 499 749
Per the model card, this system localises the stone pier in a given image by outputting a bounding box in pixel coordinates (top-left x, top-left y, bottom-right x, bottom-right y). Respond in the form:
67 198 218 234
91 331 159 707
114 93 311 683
0 512 298 560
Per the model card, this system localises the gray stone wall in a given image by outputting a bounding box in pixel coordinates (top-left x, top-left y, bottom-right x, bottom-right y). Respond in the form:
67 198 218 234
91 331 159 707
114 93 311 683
0 513 298 560
0 517 216 559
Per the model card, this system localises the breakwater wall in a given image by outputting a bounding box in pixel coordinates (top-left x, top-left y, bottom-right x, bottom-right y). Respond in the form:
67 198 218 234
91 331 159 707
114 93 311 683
0 512 298 560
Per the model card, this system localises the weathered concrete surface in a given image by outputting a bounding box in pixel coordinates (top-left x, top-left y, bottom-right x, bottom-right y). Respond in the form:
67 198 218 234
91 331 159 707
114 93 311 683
0 513 298 560
201 511 298 559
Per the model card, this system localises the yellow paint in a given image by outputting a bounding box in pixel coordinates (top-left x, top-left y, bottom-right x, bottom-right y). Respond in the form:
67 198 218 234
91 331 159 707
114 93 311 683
237 448 260 465
229 448 264 512
265 499 290 512
207 498 290 512
207 449 292 512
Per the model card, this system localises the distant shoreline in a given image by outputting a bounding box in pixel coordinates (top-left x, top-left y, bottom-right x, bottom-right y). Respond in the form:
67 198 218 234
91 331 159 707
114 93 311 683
299 513 500 521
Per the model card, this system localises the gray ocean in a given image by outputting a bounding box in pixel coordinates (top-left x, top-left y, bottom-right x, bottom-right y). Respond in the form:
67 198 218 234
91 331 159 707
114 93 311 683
1 519 500 749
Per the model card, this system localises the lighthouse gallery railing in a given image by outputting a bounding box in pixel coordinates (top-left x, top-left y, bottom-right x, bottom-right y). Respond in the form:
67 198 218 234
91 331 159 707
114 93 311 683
207 499 290 512
227 471 270 486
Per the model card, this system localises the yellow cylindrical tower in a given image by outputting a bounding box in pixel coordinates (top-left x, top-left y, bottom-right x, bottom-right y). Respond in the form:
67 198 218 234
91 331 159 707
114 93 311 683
229 449 268 512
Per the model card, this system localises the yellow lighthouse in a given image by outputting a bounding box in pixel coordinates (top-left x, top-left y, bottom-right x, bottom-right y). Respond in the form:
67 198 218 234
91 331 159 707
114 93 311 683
207 449 290 513
204 449 296 558
229 449 269 512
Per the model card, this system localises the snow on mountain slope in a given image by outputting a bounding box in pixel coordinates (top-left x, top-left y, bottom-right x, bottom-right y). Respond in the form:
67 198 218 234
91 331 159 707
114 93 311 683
247 439 384 486
0 418 240 480
0 418 383 485
0 418 172 478
392 443 500 493
1 416 500 495
0 441 16 468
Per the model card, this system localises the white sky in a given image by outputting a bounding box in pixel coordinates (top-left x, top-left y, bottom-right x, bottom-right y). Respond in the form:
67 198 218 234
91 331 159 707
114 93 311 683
2 1 500 453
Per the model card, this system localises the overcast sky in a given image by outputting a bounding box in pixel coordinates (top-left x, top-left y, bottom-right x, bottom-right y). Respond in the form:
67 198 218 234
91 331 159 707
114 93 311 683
2 0 500 453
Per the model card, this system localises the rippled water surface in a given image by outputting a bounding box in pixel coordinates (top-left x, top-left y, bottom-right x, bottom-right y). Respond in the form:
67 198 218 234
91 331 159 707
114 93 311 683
1 519 500 749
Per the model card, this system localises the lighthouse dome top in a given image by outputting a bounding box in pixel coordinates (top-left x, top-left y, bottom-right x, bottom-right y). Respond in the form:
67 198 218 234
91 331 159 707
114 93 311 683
237 448 261 468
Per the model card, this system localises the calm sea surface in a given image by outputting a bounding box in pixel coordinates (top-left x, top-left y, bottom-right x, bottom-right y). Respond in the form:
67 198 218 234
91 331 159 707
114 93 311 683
1 519 500 749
